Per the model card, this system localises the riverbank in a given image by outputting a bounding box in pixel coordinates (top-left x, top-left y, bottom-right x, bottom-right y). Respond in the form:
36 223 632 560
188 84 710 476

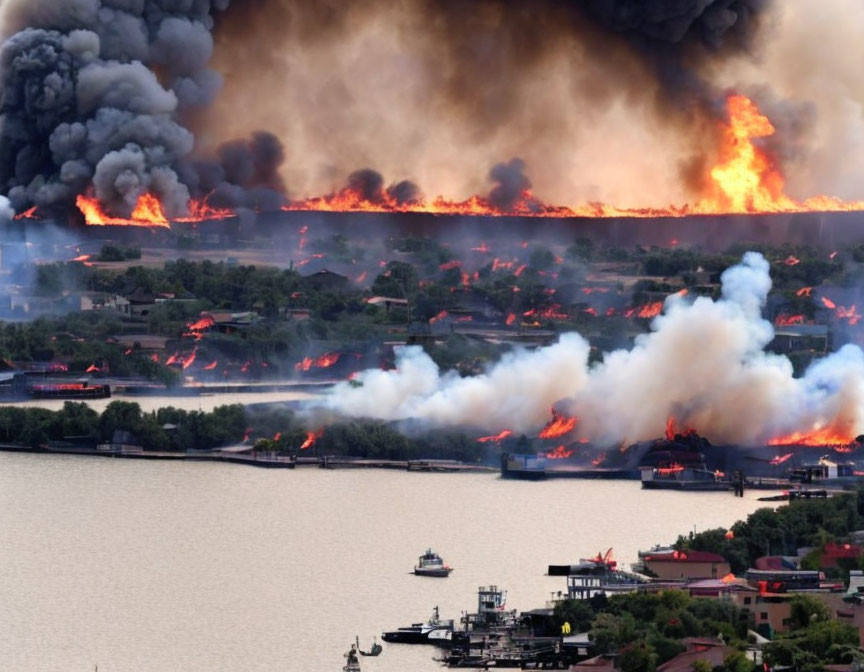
0 443 496 473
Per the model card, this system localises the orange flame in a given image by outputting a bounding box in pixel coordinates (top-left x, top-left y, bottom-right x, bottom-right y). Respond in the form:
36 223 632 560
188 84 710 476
539 408 578 439
775 314 805 327
300 430 323 450
203 360 219 371
14 206 38 220
769 452 794 465
545 445 574 459
767 426 855 446
295 353 341 372
476 429 513 443
76 193 170 228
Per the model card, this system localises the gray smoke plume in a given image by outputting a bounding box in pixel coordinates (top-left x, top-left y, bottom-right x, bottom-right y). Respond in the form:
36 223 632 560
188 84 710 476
0 0 287 218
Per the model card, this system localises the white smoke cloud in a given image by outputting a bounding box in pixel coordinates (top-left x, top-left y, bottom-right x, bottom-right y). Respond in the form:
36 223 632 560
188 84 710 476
322 252 864 446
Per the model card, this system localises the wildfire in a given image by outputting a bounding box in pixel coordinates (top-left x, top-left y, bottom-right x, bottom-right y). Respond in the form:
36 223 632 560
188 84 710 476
625 301 664 319
203 360 219 370
796 287 813 297
476 429 513 443
76 193 170 227
769 452 794 465
295 353 341 371
767 425 855 447
545 445 574 459
665 416 696 441
539 408 578 439
282 95 864 219
184 314 215 340
300 430 323 450
14 206 38 220
429 310 448 324
774 314 804 327
173 196 234 222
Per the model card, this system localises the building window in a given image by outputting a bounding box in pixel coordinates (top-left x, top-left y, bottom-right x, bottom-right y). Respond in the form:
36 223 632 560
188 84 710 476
760 612 768 620
744 598 751 605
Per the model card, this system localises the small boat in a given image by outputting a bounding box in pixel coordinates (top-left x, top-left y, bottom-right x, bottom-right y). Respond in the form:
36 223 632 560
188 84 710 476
414 548 453 577
382 606 454 644
357 636 382 657
343 644 361 672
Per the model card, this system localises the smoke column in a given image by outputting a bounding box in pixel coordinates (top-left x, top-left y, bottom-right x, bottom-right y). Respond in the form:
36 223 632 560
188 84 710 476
204 0 778 207
0 0 286 216
322 252 864 446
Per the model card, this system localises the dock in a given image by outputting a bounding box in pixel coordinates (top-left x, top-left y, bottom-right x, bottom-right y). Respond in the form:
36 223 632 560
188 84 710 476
0 444 495 473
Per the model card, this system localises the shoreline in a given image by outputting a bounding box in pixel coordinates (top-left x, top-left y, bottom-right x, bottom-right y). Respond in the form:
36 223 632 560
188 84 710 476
0 443 497 473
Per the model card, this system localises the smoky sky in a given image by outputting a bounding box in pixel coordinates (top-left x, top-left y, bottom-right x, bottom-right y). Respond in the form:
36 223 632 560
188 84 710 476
0 0 288 217
5 0 857 215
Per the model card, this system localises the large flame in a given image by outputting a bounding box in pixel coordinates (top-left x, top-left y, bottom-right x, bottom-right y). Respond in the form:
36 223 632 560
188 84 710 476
76 193 234 228
76 193 170 228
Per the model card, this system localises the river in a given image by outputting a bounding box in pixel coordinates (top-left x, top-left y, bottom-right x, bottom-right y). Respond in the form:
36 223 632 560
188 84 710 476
0 453 779 672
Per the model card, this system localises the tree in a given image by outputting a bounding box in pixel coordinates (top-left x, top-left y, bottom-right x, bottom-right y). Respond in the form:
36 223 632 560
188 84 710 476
619 641 656 672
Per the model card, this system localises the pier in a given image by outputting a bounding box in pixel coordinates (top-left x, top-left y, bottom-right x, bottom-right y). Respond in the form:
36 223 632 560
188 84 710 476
0 443 495 473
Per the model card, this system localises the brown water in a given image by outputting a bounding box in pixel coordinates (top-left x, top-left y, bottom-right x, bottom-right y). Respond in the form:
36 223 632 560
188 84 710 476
0 453 778 672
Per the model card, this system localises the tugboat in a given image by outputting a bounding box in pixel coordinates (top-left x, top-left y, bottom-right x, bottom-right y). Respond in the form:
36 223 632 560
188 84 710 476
414 548 453 577
382 605 454 644
342 644 361 672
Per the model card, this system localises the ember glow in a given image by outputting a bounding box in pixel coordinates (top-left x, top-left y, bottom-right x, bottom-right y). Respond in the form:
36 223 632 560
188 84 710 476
769 452 794 465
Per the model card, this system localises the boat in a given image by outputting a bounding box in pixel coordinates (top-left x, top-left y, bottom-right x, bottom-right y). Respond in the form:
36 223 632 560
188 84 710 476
342 644 361 672
414 548 453 577
639 449 730 490
382 606 454 644
356 636 382 656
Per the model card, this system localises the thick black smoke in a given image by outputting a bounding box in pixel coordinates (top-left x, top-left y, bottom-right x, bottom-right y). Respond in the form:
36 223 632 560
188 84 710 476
580 0 767 47
0 0 286 218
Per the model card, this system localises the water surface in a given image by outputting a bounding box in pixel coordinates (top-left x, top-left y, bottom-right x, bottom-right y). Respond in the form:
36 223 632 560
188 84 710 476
0 455 778 671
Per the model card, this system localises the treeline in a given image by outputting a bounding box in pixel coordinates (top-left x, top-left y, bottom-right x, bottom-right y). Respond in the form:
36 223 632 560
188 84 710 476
675 491 864 575
0 401 486 462
0 313 176 384
553 591 751 672
0 402 246 451
552 590 858 672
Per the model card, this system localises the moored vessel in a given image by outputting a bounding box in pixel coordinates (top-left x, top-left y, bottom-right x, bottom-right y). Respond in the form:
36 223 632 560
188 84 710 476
414 548 453 577
381 606 454 644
